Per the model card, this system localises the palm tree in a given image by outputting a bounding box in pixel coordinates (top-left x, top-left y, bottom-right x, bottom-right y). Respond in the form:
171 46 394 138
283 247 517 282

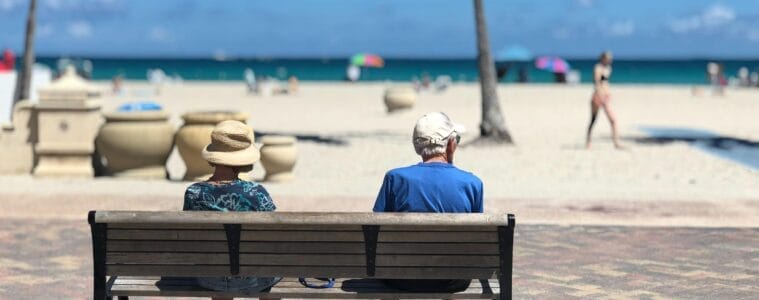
12 0 36 107
473 0 513 144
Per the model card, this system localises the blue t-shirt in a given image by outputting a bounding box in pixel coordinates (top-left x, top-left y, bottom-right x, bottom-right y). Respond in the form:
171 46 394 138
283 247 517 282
373 162 483 213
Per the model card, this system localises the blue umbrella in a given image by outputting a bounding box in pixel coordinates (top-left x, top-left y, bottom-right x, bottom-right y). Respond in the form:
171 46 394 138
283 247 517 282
117 101 162 112
496 45 533 62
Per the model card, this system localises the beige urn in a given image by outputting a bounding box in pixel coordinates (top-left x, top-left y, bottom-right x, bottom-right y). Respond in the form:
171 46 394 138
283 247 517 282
259 135 298 182
95 111 174 179
383 87 416 113
175 111 250 181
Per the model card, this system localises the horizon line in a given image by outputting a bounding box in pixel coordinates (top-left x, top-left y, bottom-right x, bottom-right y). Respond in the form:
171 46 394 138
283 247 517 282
30 54 759 61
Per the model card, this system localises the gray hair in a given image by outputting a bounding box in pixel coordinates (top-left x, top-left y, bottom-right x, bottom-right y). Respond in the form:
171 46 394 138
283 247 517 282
414 132 457 157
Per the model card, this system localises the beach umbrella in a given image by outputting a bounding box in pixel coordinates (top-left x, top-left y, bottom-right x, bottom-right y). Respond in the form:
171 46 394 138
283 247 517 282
496 45 532 62
350 53 384 68
534 56 570 73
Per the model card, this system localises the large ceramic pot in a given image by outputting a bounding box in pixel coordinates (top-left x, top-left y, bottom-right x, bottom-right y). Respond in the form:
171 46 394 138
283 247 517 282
95 111 174 179
175 111 250 181
259 135 297 182
383 87 416 113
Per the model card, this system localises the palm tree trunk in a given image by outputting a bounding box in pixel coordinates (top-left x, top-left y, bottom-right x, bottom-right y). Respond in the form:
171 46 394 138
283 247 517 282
12 0 36 106
473 0 513 143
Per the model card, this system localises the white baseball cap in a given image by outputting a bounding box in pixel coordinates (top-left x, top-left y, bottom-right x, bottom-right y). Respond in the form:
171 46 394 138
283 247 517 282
413 112 466 151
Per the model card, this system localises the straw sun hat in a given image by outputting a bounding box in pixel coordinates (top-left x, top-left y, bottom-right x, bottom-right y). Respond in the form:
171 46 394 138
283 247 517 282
202 120 260 166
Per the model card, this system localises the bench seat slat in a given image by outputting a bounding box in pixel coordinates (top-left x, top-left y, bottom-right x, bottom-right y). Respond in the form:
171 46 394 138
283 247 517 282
109 224 498 232
107 253 497 268
109 277 500 299
108 253 366 266
378 243 499 255
106 265 498 279
108 241 367 254
108 241 499 255
376 255 499 268
108 230 366 242
108 229 497 243
112 277 499 288
107 265 369 278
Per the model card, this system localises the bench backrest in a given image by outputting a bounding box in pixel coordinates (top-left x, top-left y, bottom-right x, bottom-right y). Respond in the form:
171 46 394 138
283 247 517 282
90 211 514 280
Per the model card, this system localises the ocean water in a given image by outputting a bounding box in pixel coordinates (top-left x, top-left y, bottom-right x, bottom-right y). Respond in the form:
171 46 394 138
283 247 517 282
35 57 759 84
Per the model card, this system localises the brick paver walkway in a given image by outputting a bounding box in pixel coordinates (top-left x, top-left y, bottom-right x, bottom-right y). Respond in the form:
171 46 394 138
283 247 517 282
1 219 756 299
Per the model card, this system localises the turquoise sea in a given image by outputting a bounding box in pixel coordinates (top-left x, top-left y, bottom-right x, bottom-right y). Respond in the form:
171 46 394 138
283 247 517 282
36 57 759 84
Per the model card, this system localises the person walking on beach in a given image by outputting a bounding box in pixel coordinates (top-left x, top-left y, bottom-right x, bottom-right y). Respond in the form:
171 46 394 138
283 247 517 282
183 120 280 298
373 112 483 293
586 51 623 149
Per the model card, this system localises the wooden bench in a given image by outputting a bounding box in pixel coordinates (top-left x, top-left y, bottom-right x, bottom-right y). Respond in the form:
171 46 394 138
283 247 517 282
89 211 515 299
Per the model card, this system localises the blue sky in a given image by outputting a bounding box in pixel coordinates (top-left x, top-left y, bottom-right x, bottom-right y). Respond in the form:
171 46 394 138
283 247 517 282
1 0 758 58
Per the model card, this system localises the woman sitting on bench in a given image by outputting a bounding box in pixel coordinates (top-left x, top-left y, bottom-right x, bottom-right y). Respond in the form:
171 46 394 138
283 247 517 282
183 120 280 297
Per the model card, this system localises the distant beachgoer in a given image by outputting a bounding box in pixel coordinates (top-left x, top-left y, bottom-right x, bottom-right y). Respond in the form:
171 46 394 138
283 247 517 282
717 63 727 94
0 48 14 72
421 73 431 90
434 75 452 92
374 112 482 293
288 75 299 94
411 75 421 91
738 67 750 87
111 75 124 95
517 66 529 83
707 62 723 96
244 68 258 93
496 64 509 82
553 72 567 83
183 120 280 296
346 65 360 82
586 51 623 149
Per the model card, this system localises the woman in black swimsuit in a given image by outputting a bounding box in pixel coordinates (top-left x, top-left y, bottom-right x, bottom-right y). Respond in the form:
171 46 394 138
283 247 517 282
586 51 623 149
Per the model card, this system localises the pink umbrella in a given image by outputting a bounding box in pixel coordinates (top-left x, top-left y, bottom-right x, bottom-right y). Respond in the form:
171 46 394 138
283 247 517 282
534 56 570 73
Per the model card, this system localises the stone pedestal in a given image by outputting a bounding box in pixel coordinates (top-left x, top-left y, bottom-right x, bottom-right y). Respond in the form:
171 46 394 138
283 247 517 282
0 101 36 174
33 66 102 177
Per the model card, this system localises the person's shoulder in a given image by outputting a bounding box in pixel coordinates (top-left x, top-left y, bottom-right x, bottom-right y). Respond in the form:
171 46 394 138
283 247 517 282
386 164 414 174
185 182 207 194
237 180 268 192
451 166 483 184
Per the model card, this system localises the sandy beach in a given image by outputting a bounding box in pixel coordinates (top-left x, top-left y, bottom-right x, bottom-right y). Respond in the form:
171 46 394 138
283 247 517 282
2 82 757 227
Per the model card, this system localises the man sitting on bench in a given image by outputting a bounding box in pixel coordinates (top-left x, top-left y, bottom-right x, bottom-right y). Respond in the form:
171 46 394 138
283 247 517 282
373 112 484 293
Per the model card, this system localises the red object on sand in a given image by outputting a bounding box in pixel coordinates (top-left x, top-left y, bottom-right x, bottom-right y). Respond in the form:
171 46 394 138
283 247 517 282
0 49 15 72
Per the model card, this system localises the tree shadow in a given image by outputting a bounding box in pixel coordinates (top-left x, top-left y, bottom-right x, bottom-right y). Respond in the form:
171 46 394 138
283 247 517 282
632 127 759 149
255 131 348 146
632 126 759 170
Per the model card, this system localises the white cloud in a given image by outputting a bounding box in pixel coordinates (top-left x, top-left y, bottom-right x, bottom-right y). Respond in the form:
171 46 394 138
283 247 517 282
575 0 594 7
44 0 124 12
148 26 173 43
668 4 736 34
67 20 92 39
606 20 635 37
701 4 735 26
0 0 23 11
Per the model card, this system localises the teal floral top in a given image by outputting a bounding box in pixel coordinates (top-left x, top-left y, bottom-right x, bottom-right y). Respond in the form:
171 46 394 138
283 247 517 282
183 179 276 212
183 179 278 293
